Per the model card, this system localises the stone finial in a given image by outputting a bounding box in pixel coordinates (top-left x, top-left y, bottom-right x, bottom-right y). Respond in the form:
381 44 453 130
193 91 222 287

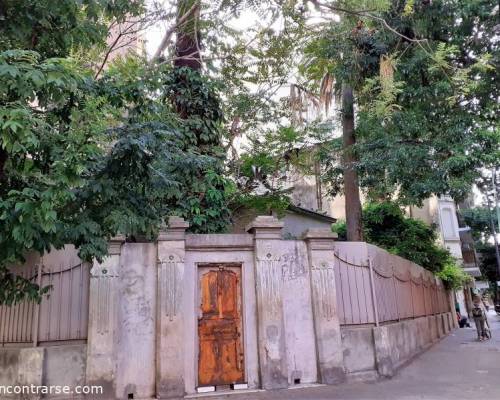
246 215 284 240
108 234 125 255
303 228 337 251
158 216 189 241
168 216 190 228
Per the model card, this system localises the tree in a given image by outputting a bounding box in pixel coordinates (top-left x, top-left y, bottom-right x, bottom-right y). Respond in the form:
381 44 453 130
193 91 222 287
341 83 363 241
0 0 141 178
173 0 201 70
301 0 498 214
0 1 145 304
0 1 230 304
334 201 452 272
297 1 393 241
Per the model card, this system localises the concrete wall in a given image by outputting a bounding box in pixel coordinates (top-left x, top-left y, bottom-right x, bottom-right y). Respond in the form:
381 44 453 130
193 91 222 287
0 345 85 399
341 326 376 377
43 345 86 390
0 349 21 389
281 241 317 384
339 312 454 381
0 216 455 399
116 243 156 399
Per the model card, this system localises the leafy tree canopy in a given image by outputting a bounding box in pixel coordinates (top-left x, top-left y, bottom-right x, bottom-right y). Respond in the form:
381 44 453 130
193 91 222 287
0 2 230 304
302 0 499 206
460 207 498 243
333 201 455 273
0 0 145 56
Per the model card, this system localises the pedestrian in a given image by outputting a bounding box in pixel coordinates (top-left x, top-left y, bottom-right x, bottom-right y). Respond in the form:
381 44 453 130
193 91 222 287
472 298 488 341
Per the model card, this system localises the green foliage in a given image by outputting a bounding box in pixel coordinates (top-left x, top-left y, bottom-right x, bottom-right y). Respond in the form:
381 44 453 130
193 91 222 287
306 0 499 205
436 262 471 290
1 53 231 298
0 49 108 269
460 207 498 243
334 202 454 273
97 61 232 234
0 1 230 304
0 0 145 56
475 242 498 284
232 192 291 218
458 203 499 291
164 67 225 154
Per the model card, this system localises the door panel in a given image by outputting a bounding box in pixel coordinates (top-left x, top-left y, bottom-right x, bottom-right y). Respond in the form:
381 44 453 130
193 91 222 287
198 266 244 386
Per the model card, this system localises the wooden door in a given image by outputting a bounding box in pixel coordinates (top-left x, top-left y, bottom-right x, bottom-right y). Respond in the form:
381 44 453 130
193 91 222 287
198 265 244 386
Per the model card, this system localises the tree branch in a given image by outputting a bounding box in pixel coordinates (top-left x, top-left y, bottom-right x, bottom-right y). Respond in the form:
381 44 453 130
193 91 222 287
310 0 427 44
150 1 199 63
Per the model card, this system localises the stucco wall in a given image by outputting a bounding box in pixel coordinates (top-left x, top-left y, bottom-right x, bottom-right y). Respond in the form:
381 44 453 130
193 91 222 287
116 243 156 399
0 345 85 398
0 217 455 399
43 345 86 390
341 326 376 375
183 234 260 393
340 312 453 380
282 240 317 384
373 313 453 378
0 348 21 388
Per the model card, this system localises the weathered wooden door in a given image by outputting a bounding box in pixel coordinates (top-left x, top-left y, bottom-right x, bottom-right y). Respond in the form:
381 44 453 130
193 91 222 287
198 265 244 386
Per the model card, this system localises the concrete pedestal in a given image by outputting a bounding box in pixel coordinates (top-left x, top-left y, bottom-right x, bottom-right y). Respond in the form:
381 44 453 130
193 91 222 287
247 216 288 389
305 229 346 384
156 217 189 399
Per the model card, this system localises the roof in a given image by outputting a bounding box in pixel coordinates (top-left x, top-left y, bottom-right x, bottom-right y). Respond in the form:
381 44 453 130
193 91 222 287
286 205 337 224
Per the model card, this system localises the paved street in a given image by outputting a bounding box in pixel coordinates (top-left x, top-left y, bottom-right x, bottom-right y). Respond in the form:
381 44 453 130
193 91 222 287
200 311 500 400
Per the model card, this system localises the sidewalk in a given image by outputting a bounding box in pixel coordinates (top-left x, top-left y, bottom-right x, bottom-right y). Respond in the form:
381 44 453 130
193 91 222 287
202 311 500 400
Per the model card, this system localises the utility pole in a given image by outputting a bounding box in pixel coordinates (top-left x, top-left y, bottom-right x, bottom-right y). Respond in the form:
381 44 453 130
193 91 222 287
486 192 500 302
492 167 500 234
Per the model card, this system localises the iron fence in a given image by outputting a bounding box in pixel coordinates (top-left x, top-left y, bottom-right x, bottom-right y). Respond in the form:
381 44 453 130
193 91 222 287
0 251 90 346
334 247 451 326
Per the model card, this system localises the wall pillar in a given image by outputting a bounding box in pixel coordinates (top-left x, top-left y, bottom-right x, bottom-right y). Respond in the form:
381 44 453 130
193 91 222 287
156 217 189 398
247 216 288 389
18 348 44 400
373 326 395 378
304 229 346 384
86 236 124 399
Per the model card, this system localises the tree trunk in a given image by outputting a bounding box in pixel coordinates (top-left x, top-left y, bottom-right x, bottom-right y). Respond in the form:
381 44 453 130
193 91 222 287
174 0 201 70
0 147 7 180
342 83 363 241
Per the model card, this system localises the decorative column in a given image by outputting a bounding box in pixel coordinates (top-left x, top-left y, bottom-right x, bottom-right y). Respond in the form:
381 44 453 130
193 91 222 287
156 216 189 398
304 228 346 384
86 235 124 399
246 216 288 389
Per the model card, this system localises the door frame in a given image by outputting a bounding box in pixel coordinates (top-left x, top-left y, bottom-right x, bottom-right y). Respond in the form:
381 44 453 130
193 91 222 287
195 263 246 388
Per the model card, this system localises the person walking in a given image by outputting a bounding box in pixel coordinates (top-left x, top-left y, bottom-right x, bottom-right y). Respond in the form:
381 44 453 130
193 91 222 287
472 298 489 341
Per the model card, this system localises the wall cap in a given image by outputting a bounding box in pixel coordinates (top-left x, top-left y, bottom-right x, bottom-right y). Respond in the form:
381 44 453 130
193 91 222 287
108 235 125 255
303 228 338 240
158 216 189 241
245 216 284 239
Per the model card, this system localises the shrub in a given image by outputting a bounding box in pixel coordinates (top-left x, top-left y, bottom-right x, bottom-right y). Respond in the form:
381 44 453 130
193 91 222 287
436 262 471 290
333 201 455 273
